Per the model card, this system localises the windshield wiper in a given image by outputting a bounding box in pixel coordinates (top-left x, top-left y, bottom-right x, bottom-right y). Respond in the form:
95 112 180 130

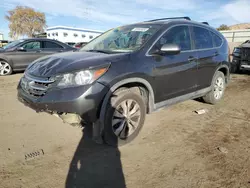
86 49 110 54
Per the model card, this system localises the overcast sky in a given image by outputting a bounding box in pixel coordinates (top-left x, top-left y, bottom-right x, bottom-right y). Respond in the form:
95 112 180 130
0 0 250 40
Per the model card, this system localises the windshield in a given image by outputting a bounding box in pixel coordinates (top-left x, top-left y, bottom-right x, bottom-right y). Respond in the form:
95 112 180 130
2 39 25 49
80 24 161 53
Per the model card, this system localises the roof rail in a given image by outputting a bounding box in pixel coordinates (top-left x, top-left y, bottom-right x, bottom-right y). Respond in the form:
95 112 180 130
201 22 209 25
145 17 191 22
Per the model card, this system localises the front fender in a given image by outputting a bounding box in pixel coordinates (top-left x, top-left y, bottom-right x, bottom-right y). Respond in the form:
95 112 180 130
98 76 155 131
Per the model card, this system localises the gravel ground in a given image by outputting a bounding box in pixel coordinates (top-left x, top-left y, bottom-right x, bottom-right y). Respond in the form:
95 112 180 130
0 72 250 188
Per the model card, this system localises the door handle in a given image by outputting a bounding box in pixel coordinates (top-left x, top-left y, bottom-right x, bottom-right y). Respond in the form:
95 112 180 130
188 56 197 62
214 51 219 56
36 50 42 53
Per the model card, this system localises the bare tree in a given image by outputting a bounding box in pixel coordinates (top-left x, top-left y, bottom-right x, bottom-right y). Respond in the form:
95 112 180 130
5 6 46 39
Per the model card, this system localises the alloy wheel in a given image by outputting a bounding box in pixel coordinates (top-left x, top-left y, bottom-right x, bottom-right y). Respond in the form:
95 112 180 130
0 61 12 76
112 99 141 139
214 77 224 99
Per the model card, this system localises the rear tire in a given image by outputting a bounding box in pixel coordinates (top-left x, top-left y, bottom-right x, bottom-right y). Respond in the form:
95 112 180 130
0 60 12 76
103 88 146 147
203 71 225 104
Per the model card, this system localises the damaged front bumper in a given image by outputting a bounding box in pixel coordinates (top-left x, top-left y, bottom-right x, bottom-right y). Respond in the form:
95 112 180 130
17 78 108 124
18 94 81 125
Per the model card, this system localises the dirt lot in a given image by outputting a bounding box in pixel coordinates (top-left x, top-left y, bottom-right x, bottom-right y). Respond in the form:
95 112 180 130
0 72 250 188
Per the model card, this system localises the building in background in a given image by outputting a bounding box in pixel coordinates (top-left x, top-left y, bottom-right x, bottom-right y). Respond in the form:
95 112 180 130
0 33 8 48
0 33 3 40
34 32 47 38
219 29 250 60
46 26 103 44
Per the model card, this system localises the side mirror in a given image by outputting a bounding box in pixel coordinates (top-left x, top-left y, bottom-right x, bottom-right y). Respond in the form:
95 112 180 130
159 44 181 55
16 47 25 51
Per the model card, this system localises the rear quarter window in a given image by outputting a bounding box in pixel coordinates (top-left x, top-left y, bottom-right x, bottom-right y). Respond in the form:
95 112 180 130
211 32 223 47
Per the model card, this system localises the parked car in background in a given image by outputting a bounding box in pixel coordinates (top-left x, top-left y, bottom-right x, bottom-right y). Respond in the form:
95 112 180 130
0 40 9 48
73 42 88 49
231 40 250 73
17 17 230 146
0 38 76 76
65 42 76 47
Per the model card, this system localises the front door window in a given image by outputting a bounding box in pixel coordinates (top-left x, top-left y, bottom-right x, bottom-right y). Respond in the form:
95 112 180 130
22 41 41 50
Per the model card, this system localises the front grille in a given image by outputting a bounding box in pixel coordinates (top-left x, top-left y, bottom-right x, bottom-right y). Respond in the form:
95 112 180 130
21 73 55 97
241 48 250 61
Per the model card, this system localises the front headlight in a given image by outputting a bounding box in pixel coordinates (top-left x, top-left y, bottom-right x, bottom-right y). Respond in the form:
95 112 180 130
55 67 108 88
233 47 241 53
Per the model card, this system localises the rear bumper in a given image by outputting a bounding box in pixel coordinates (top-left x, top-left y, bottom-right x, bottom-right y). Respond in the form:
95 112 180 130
17 81 109 123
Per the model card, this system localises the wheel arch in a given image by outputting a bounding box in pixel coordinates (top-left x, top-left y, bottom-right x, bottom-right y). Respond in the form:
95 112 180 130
0 56 13 67
216 64 230 84
99 77 155 127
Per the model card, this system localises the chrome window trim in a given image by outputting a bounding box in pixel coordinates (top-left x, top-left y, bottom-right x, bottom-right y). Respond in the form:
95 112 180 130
145 23 224 57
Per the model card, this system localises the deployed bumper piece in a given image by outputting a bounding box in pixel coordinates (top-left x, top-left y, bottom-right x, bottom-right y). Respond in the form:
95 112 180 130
58 113 82 125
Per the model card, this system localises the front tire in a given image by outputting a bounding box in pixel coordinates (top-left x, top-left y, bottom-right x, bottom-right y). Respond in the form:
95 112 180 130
103 88 146 147
203 71 226 104
0 60 13 76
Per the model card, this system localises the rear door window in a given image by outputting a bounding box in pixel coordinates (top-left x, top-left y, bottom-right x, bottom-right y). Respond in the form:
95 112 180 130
193 26 213 49
44 41 63 49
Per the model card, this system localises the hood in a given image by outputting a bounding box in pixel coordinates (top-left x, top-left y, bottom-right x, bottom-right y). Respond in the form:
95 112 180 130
241 43 250 48
0 47 16 53
27 51 130 77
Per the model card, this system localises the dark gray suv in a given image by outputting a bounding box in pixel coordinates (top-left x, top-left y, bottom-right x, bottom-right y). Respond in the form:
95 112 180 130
17 17 230 146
